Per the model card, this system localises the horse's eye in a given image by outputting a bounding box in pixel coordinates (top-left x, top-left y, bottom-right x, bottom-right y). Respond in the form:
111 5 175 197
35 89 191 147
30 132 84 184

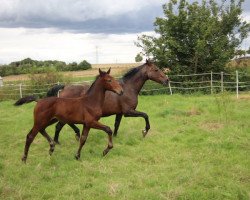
107 79 112 82
155 69 158 72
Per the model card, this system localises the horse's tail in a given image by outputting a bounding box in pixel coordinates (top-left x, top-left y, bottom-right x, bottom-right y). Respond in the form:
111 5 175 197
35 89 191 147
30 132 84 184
46 84 65 97
14 95 38 106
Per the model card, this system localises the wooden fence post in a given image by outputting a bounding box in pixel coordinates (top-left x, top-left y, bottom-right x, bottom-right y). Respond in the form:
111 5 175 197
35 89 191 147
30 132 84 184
19 83 22 98
221 72 224 92
210 71 213 94
236 70 239 99
168 81 173 95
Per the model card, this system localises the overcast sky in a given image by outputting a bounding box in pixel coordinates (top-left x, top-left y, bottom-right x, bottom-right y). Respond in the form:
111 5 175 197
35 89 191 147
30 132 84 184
0 0 249 64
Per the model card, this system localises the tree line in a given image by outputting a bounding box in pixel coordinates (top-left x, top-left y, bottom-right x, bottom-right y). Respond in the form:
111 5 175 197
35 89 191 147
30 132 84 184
0 58 91 77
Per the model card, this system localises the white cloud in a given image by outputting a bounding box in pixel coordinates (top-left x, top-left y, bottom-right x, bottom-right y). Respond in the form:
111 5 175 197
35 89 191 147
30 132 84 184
0 28 145 64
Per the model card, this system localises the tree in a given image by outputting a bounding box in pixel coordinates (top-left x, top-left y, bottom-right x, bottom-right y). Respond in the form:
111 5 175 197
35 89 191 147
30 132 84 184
135 53 143 62
247 47 250 54
136 0 250 74
78 60 92 70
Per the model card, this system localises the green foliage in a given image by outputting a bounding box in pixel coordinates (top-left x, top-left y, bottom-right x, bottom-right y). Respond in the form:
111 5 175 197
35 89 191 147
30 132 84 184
78 60 92 70
0 58 92 76
135 53 143 62
27 71 71 98
0 94 249 199
136 0 250 74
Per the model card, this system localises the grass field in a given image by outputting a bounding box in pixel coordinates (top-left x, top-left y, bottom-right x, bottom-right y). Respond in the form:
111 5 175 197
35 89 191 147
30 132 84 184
0 94 249 199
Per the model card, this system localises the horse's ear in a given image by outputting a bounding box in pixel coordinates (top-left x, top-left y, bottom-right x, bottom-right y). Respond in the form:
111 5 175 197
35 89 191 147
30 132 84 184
107 67 111 74
99 68 104 76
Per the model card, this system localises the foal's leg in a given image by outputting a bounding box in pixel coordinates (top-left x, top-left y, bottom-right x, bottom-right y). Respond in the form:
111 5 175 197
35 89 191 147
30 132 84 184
75 126 90 160
90 121 113 156
124 110 150 137
113 114 122 137
22 127 39 163
40 129 55 156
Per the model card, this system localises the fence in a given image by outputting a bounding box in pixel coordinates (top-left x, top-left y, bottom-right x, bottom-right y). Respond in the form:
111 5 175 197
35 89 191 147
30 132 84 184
0 71 249 100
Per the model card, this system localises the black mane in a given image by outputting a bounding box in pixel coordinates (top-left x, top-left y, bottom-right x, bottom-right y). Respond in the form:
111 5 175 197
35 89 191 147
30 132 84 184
122 64 145 81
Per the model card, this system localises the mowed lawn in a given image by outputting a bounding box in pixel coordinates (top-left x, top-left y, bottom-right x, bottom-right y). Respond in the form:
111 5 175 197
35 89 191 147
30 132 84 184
0 94 249 200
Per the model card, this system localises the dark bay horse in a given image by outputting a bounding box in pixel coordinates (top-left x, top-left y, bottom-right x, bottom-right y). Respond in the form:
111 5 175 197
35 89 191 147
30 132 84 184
53 60 169 143
21 69 123 162
15 60 169 144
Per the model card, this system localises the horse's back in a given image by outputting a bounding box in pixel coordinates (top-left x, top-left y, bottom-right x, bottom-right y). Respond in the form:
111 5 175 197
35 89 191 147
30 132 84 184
60 85 89 98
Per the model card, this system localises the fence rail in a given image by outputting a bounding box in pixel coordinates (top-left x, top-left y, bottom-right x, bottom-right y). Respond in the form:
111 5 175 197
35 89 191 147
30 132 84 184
0 70 249 100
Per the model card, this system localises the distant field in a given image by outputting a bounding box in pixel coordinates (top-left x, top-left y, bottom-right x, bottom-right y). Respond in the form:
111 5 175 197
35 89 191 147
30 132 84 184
2 63 138 82
0 94 249 199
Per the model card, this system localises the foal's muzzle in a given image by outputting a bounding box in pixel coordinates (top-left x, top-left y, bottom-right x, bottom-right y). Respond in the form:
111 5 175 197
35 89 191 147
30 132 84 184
118 89 124 96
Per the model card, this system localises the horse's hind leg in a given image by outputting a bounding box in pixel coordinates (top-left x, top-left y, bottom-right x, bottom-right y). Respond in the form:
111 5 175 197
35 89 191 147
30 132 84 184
68 124 80 141
40 130 55 156
54 121 66 144
113 114 122 137
22 127 39 163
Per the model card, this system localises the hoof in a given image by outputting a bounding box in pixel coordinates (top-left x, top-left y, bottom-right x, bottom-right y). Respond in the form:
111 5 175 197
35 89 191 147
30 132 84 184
21 156 27 164
75 154 80 160
54 140 60 145
142 129 148 137
103 149 109 156
49 148 54 156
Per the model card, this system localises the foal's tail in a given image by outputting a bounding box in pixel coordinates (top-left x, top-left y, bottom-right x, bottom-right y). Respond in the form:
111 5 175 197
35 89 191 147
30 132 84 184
14 95 38 106
14 84 65 106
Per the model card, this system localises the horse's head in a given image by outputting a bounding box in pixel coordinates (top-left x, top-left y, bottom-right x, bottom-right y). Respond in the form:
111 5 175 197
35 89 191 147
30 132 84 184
99 68 123 95
144 59 169 85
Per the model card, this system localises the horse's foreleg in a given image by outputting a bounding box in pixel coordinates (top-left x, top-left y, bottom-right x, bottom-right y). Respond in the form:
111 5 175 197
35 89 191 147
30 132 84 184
113 114 122 137
68 124 80 141
124 110 150 137
40 129 55 156
90 121 113 156
22 127 39 163
75 126 90 160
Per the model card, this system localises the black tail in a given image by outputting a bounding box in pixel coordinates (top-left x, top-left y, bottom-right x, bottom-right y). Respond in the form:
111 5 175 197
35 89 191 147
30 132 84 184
46 84 65 97
14 95 38 106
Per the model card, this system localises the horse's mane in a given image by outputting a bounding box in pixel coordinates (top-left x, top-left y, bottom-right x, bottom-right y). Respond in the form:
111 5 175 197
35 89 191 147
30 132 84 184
86 75 100 94
122 64 145 82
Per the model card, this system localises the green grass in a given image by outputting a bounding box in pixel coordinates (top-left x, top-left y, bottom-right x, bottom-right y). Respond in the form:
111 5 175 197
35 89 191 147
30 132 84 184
0 94 249 199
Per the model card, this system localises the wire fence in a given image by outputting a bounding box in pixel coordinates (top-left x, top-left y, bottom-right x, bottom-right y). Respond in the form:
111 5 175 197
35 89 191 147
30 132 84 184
0 71 249 100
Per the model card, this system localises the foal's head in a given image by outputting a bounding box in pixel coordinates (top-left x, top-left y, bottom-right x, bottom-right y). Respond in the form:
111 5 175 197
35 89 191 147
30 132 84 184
99 68 123 95
144 59 169 85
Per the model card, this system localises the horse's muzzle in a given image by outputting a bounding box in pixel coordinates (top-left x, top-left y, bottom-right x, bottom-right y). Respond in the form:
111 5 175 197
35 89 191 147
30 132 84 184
162 79 169 86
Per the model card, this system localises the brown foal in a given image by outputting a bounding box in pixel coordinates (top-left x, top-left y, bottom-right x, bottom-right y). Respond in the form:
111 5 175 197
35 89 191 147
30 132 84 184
22 68 123 163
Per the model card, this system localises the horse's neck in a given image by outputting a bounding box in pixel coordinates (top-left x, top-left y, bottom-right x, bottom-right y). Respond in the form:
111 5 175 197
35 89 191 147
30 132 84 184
86 80 105 108
124 71 148 94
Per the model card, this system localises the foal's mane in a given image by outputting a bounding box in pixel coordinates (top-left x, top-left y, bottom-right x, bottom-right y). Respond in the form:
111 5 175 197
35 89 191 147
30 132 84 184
86 72 110 94
86 74 101 94
122 63 145 82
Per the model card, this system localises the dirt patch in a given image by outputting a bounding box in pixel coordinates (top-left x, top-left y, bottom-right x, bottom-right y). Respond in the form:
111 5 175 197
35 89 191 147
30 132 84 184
238 94 250 100
186 107 202 116
200 122 224 132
